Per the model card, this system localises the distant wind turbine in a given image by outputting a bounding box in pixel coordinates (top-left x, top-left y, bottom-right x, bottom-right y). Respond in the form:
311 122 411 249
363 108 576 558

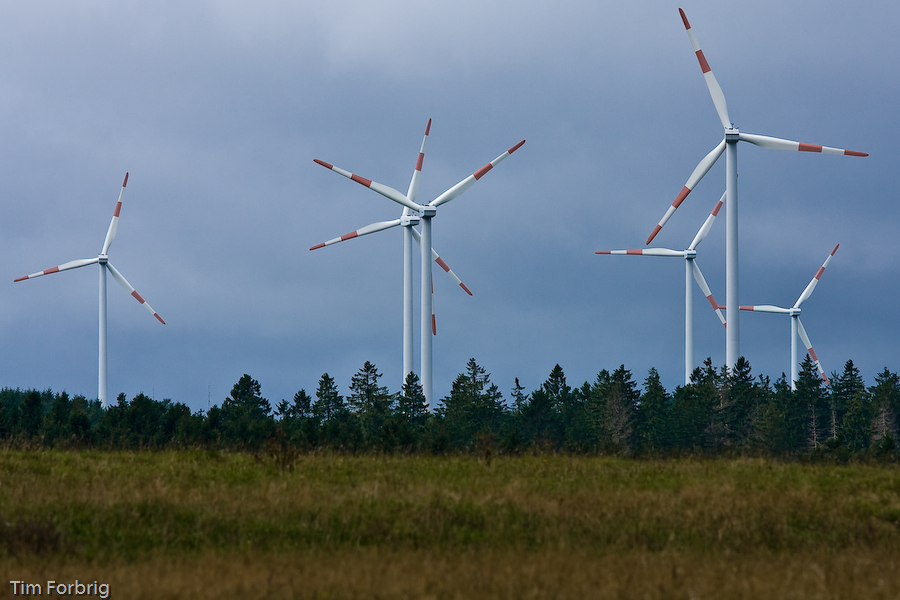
598 194 726 384
15 173 165 406
647 8 867 371
314 120 525 408
310 119 473 390
741 244 838 389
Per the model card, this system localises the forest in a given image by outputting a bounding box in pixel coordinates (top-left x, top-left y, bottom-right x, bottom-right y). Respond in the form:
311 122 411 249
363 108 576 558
1 355 898 459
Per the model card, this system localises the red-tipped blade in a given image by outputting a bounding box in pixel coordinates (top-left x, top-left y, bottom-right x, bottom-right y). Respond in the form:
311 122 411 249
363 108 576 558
101 174 129 255
680 8 731 129
795 244 839 308
15 257 99 282
739 133 867 157
314 159 425 212
106 262 166 325
648 140 725 244
309 219 402 251
430 140 525 208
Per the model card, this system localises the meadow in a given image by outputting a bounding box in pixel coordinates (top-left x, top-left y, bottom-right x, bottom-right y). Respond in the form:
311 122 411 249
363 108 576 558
2 450 899 599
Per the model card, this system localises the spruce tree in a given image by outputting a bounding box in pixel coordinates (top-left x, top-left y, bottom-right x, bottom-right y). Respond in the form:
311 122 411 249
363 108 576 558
313 373 344 421
636 367 670 453
398 372 428 424
834 360 872 451
439 358 506 449
870 368 900 446
795 355 827 450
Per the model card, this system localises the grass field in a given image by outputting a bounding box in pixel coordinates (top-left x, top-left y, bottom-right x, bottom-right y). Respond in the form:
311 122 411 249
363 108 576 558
2 450 899 598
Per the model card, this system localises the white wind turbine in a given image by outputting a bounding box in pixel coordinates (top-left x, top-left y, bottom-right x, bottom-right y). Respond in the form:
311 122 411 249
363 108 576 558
15 173 165 406
310 119 472 391
741 244 838 389
647 8 867 371
598 193 726 384
314 120 525 408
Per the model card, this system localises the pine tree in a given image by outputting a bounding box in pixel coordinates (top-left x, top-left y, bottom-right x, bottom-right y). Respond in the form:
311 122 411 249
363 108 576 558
439 358 506 449
519 365 569 447
313 373 344 421
834 360 872 451
221 374 273 448
636 367 670 453
349 361 394 447
795 355 827 450
510 378 528 413
719 356 759 450
870 368 900 446
292 389 313 419
20 390 43 440
398 372 428 424
42 391 72 446
589 365 638 453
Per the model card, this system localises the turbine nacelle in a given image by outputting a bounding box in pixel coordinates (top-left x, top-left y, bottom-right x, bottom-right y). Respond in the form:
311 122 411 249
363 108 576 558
401 214 421 227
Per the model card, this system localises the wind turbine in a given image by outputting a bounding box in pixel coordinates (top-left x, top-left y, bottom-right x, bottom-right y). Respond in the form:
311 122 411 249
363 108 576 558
597 193 726 384
647 8 867 371
740 244 838 389
311 119 472 391
314 120 525 408
15 173 165 406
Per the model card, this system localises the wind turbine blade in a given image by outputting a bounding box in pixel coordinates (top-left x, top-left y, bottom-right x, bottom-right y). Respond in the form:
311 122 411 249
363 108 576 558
691 260 726 326
739 133 868 157
679 8 731 129
431 277 436 335
595 248 684 257
15 257 100 281
406 118 431 204
309 219 402 250
688 192 725 251
101 172 128 255
647 139 725 244
739 304 791 314
105 262 166 324
313 159 425 213
429 140 525 208
410 226 473 295
795 244 839 307
797 318 829 385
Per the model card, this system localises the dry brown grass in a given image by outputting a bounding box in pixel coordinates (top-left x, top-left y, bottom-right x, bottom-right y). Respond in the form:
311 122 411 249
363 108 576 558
1 451 899 598
4 549 900 599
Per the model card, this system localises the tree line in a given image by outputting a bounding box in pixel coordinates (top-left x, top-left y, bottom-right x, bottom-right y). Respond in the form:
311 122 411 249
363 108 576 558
1 356 898 458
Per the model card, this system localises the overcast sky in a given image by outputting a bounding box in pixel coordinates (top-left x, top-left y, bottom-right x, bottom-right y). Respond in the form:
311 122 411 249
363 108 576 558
1 0 895 412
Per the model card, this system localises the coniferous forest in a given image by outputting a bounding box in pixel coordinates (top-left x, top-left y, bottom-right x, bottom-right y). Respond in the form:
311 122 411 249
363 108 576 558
3 355 898 459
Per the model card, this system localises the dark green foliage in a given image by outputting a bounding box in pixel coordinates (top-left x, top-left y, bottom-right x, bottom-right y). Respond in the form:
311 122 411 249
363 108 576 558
392 372 428 451
871 368 900 444
587 365 638 452
20 390 44 439
1 357 897 460
292 389 313 419
795 356 828 450
313 373 344 422
398 372 427 424
754 374 807 456
834 360 872 451
636 368 669 453
220 375 274 449
518 365 568 448
439 358 507 450
348 361 396 449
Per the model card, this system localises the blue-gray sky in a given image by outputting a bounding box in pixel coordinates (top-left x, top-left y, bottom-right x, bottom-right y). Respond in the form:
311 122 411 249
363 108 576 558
1 1 895 411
